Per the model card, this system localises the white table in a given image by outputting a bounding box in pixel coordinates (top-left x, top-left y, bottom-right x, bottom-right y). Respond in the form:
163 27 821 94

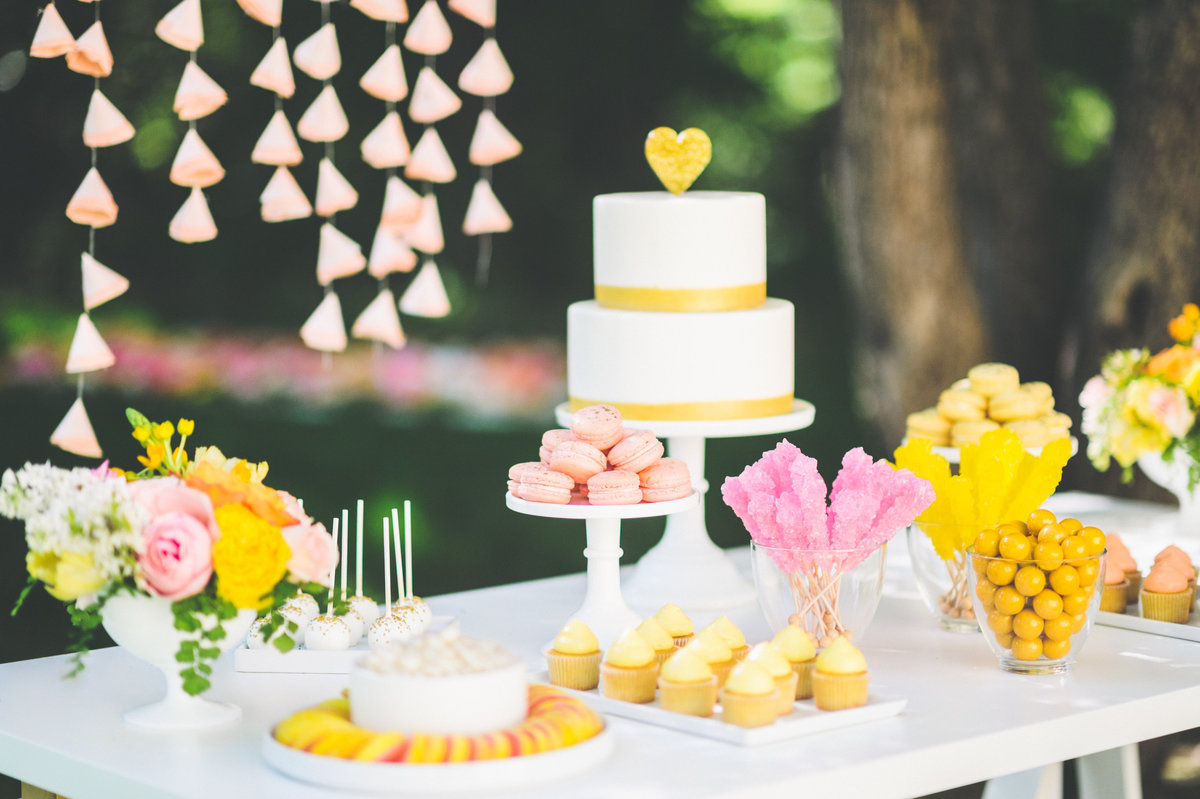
2 493 1198 799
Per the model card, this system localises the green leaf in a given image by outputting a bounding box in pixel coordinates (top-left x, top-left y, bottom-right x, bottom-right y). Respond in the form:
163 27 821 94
200 647 220 659
11 575 37 617
126 408 151 429
272 634 296 654
182 673 210 696
175 650 193 664
196 663 212 676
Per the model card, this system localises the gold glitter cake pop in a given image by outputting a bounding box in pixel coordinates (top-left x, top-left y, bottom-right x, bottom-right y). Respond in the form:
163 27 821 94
644 126 711 195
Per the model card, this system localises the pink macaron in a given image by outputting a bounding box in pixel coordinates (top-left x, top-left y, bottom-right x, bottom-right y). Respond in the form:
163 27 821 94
570 404 625 451
508 462 574 504
606 429 664 475
638 457 692 502
539 429 577 465
587 470 643 506
548 440 608 483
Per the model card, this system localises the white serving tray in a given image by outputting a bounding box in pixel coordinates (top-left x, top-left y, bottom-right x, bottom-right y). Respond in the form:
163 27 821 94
235 615 454 674
534 673 905 747
262 726 614 794
1096 609 1200 643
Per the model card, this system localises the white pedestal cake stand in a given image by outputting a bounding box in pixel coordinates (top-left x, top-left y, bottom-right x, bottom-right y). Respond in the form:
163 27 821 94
556 399 816 611
505 492 700 651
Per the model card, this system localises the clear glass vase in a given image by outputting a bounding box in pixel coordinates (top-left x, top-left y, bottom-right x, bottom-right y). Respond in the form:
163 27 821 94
907 522 989 633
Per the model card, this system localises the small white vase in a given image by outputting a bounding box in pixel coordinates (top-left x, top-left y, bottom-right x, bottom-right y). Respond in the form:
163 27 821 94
100 593 255 731
1137 451 1200 537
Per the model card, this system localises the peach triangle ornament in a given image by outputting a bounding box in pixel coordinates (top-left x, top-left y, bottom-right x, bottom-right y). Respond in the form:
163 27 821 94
174 61 227 121
403 0 452 56
81 252 129 311
404 127 456 184
170 128 225 188
293 23 341 81
350 0 409 23
298 85 349 143
361 111 411 170
83 90 135 149
368 226 418 277
169 187 218 243
51 398 103 458
469 109 522 165
462 179 512 235
237 0 282 27
66 21 113 78
66 168 118 228
448 0 495 28
300 292 348 353
260 167 313 222
360 45 408 103
403 193 444 254
399 259 451 318
252 110 303 166
408 67 462 124
31 3 75 59
66 313 115 373
316 223 367 285
352 288 406 349
379 175 423 231
458 39 512 97
250 37 295 99
315 158 359 218
155 0 204 52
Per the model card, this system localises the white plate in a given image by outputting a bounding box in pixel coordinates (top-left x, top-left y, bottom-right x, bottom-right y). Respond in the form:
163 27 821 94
262 726 614 794
1096 609 1200 643
535 674 905 746
902 436 1078 464
505 491 699 520
235 616 454 674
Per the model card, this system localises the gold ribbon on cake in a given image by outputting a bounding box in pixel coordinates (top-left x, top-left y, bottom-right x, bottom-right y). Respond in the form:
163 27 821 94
569 395 793 421
594 283 766 313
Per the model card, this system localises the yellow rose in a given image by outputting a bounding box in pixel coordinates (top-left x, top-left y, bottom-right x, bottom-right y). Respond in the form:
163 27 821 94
27 550 108 601
211 504 291 610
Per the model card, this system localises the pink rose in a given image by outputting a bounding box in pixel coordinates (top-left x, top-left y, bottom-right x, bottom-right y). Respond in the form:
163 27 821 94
130 477 220 541
139 511 214 600
278 492 339 585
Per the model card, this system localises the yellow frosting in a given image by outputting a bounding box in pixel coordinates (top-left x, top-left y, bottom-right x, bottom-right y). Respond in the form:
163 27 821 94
770 625 816 663
704 616 747 649
552 620 599 655
723 661 775 696
653 603 693 636
745 642 790 678
606 629 656 668
690 627 734 663
816 637 867 675
636 617 675 652
660 648 713 683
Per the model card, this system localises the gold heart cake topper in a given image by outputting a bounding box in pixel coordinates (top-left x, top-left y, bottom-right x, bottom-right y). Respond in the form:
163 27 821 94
645 126 711 195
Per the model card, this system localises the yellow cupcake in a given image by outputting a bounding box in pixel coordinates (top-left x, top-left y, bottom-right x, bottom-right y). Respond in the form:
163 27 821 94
770 625 817 699
657 648 717 717
719 661 779 728
547 620 602 690
601 629 658 703
654 603 694 648
686 628 736 688
636 616 677 668
745 643 797 717
703 616 749 661
812 637 869 711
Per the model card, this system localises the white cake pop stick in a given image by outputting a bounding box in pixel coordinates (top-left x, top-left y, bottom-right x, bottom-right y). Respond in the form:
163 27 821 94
340 508 350 600
382 517 391 614
404 500 413 599
327 518 340 614
356 498 365 596
391 507 404 599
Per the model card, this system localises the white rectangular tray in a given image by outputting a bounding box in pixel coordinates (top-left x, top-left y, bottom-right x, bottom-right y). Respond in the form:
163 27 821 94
1096 609 1200 643
235 616 453 674
533 673 905 746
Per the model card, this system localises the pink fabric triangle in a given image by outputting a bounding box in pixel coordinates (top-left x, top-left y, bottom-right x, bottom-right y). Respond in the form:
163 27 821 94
399 259 451 318
316 223 367 285
469 109 522 166
403 0 452 55
300 292 348 352
293 22 341 81
380 176 423 231
174 61 227 121
368 226 418 277
361 111 411 170
83 90 135 148
31 3 75 59
458 39 512 97
237 0 282 27
360 44 408 102
448 0 495 28
250 37 295 98
51 398 103 459
260 167 313 222
350 0 409 23
155 0 204 52
298 85 349 143
66 167 118 228
404 127 456 184
66 313 116 373
169 187 218 243
462 179 512 234
67 21 113 78
81 252 130 310
170 128 225 188
252 109 303 166
403 193 444 254
408 67 462 124
352 289 407 349
315 158 359 217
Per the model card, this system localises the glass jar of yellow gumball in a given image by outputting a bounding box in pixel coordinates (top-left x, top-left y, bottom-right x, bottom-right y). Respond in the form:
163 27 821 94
966 509 1107 675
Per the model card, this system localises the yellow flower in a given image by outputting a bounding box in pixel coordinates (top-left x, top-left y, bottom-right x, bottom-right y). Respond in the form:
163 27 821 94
153 421 175 440
191 446 269 484
132 426 151 443
138 442 166 471
178 418 195 436
27 551 108 602
212 504 291 609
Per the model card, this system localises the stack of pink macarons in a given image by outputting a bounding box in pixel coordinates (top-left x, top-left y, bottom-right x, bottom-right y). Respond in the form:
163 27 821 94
507 404 693 505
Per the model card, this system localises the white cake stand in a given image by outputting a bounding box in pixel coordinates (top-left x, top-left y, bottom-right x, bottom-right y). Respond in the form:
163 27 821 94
506 492 700 651
555 400 816 611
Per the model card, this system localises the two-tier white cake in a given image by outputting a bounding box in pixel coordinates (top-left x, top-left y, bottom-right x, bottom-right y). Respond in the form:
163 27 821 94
567 191 794 421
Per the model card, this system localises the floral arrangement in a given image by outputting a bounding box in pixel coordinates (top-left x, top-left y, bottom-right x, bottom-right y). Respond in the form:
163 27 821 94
1 409 338 694
1079 303 1200 489
722 441 934 644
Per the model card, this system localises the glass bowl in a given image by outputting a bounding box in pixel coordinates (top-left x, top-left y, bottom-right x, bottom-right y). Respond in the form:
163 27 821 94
751 542 886 647
907 522 989 633
967 547 1106 674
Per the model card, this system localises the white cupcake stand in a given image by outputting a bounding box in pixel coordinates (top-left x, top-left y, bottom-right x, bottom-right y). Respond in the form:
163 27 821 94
555 399 816 612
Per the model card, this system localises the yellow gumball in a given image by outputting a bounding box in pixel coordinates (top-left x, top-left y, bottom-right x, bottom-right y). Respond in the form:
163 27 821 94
1081 527 1107 556
1042 638 1072 660
1042 614 1074 641
1034 542 1065 572
1070 612 1088 634
1063 536 1088 561
987 560 1017 587
1032 589 1064 620
1062 589 1090 615
1049 564 1080 595
1027 508 1057 531
998 533 1032 561
1058 518 1083 535
1076 558 1101 588
993 586 1025 616
1014 565 1047 597
994 631 1015 649
1013 609 1045 641
988 612 1014 636
975 579 998 607
1011 637 1044 661
973 529 1001 557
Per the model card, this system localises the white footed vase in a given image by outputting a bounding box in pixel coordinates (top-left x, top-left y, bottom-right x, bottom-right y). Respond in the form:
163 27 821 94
1137 451 1200 537
100 594 255 731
